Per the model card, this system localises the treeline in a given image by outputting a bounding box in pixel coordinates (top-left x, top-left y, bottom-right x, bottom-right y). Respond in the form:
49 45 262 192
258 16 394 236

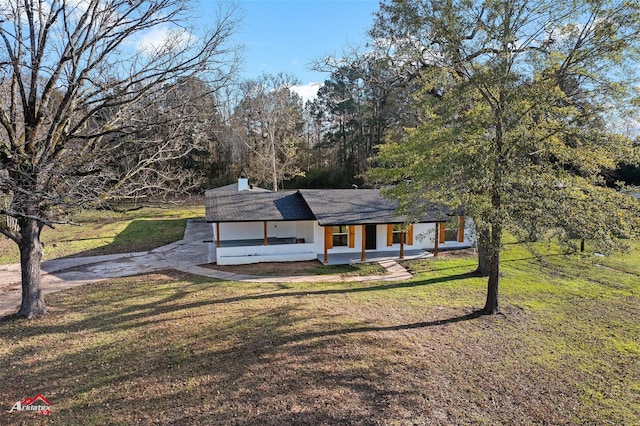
181 65 640 193
179 62 421 191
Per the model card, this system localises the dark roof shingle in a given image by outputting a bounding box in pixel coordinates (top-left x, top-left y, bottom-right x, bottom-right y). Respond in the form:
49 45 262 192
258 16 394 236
298 189 441 225
205 191 314 222
205 188 446 224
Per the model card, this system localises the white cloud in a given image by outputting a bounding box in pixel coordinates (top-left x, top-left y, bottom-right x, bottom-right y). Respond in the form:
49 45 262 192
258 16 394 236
137 25 174 53
292 82 322 103
136 25 194 54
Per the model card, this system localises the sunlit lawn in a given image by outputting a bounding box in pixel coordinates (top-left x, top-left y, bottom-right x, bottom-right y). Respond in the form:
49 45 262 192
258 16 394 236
0 203 205 265
0 240 638 425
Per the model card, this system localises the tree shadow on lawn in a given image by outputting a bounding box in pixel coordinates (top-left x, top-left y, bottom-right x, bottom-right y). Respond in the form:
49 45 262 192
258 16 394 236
1 271 476 335
0 297 490 425
284 310 485 343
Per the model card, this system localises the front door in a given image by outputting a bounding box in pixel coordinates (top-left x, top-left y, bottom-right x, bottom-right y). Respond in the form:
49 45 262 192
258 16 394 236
365 225 377 250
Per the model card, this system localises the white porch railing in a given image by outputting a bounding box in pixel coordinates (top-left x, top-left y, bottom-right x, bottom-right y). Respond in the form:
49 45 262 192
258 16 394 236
216 242 317 265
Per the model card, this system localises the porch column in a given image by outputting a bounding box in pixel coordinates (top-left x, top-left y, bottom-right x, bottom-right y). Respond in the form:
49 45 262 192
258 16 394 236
407 224 414 245
458 216 465 242
361 225 366 262
400 231 405 259
263 221 268 245
434 223 439 256
323 226 334 264
216 222 221 248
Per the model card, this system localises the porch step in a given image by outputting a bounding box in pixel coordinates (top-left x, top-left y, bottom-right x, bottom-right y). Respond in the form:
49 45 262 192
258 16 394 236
377 259 413 280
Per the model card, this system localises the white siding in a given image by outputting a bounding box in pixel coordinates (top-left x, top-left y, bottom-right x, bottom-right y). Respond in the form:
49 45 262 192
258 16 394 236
414 218 475 250
215 221 317 243
219 222 264 241
295 221 315 243
275 221 295 239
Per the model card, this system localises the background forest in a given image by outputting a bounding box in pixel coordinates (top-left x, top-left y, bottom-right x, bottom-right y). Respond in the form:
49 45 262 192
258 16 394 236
170 42 640 195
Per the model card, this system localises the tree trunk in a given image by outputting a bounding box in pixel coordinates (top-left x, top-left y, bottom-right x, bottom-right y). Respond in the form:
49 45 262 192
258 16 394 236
482 220 502 315
17 218 47 318
482 249 500 315
271 134 278 192
474 226 491 276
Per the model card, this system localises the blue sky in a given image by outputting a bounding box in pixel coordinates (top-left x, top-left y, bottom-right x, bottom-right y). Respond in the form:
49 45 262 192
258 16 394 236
198 0 380 98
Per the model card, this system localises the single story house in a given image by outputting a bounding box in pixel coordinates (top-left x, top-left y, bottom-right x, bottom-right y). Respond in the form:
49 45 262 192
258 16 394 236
205 181 475 265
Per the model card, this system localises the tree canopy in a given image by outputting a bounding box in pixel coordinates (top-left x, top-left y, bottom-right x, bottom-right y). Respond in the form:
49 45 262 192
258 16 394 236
369 0 640 314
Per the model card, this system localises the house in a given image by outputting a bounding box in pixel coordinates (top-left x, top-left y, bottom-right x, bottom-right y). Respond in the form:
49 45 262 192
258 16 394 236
205 184 475 265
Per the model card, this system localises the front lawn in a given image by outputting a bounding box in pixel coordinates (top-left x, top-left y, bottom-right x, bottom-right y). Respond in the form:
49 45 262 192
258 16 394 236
0 242 638 425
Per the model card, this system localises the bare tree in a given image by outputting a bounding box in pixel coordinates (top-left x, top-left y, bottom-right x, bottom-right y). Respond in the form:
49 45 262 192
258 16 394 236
94 76 230 199
231 72 305 190
0 0 240 318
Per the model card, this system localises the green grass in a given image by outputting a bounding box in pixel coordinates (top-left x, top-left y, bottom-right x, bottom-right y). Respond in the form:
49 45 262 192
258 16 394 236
0 241 638 425
0 204 205 265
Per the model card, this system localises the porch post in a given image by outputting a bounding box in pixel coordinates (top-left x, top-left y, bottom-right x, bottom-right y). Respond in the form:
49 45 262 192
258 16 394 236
263 221 268 245
400 231 405 259
216 222 221 248
361 225 366 262
323 227 329 264
434 223 439 256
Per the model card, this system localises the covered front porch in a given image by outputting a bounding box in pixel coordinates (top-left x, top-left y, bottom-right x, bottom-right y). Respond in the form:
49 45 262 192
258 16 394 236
214 243 317 265
216 237 306 247
209 243 433 266
211 219 318 265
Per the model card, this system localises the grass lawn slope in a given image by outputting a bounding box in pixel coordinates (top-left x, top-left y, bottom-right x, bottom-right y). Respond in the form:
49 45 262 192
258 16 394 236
0 203 205 265
1 240 638 425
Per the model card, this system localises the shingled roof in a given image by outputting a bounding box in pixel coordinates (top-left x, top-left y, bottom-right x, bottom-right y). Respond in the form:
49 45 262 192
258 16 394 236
205 188 445 225
293 189 391 225
205 190 315 222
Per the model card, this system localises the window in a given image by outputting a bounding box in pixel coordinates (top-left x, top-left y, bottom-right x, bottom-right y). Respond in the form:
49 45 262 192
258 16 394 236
332 225 348 247
445 218 459 242
392 224 404 244
442 216 465 242
387 224 412 245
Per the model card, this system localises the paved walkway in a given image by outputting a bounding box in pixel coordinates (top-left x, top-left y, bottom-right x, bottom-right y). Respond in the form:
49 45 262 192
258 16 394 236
0 220 419 316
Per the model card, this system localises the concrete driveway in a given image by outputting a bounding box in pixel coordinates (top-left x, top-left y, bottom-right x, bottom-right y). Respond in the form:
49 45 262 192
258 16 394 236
0 220 414 316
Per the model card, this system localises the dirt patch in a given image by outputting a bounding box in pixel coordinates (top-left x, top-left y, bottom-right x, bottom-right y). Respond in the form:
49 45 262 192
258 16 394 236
436 248 476 258
199 260 387 277
200 260 320 275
